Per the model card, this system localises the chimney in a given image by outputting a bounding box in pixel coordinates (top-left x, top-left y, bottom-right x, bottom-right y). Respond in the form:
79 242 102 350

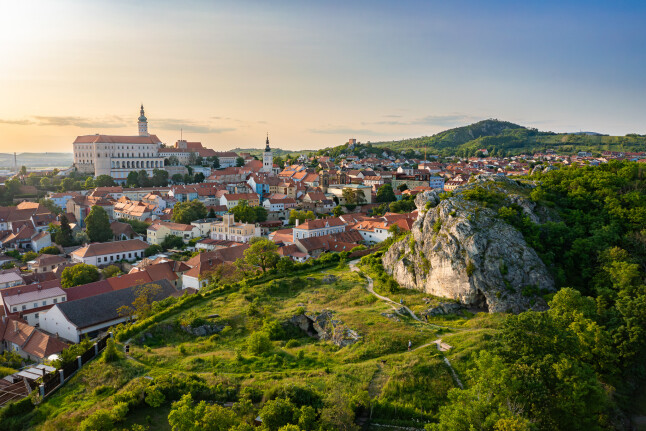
295 219 299 227
14 321 18 333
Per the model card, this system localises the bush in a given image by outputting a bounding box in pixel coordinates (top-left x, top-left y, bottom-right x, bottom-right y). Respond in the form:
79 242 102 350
285 339 299 348
102 339 119 363
38 246 60 255
466 261 476 277
247 331 273 355
145 244 163 257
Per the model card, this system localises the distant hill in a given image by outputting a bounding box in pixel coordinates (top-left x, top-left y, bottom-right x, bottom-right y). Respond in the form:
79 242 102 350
0 152 73 169
232 147 315 158
318 119 646 157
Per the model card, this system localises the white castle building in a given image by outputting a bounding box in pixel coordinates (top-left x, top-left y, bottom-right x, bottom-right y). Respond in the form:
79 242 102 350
73 105 166 182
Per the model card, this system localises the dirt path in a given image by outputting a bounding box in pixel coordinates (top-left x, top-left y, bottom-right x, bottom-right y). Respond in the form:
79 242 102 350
349 261 465 390
349 261 422 321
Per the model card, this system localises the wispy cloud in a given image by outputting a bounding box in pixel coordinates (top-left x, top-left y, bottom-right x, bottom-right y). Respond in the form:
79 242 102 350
0 115 235 134
363 113 480 128
155 118 235 134
309 126 382 135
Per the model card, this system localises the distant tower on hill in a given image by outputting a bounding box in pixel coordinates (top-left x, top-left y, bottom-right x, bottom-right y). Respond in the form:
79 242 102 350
138 104 149 137
262 133 273 173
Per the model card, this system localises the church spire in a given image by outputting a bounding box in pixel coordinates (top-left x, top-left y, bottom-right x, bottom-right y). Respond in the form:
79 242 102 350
265 133 270 152
138 104 149 137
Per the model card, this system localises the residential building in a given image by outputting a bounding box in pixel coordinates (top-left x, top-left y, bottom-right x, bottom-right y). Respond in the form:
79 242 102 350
30 231 52 252
147 221 201 245
326 184 373 205
292 217 347 241
40 280 178 343
27 254 67 274
0 270 24 290
70 239 149 266
0 318 68 362
0 280 67 328
182 245 249 289
210 214 261 243
220 193 260 210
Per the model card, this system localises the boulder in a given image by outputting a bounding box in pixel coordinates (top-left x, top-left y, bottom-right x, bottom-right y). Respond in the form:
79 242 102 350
290 309 361 347
382 176 554 313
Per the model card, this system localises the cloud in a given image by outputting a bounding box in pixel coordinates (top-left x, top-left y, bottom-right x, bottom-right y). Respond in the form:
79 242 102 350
0 119 35 126
309 126 383 135
0 115 234 134
33 115 127 128
411 114 479 126
155 118 235 134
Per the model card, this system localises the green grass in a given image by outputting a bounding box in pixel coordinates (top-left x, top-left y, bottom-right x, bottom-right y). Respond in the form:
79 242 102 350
28 263 500 430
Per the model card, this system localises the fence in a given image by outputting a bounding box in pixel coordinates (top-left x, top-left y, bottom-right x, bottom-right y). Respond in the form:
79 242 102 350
39 332 113 398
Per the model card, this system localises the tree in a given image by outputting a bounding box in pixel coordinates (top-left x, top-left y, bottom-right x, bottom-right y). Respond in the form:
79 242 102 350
171 173 184 184
288 210 315 225
60 177 76 191
61 263 100 288
145 244 163 257
126 171 139 188
211 156 220 169
95 175 116 187
247 331 273 355
183 173 194 184
138 170 150 187
207 207 216 219
167 155 179 166
244 237 279 272
236 157 245 167
21 251 37 264
118 218 150 235
258 398 298 431
39 177 51 188
188 152 199 165
332 206 343 217
376 184 396 203
117 283 163 320
194 172 205 183
55 214 75 246
152 169 169 187
38 198 62 215
161 235 185 250
168 393 237 431
101 265 122 278
39 246 60 255
398 183 408 192
342 188 359 206
85 206 113 243
172 200 207 224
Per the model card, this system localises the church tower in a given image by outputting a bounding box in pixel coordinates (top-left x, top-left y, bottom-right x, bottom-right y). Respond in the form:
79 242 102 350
138 104 149 137
262 134 273 173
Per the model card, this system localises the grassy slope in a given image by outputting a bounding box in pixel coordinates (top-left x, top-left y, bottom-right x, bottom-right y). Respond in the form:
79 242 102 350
30 264 502 430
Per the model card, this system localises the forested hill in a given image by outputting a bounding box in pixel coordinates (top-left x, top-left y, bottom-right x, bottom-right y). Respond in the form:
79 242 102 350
317 119 646 157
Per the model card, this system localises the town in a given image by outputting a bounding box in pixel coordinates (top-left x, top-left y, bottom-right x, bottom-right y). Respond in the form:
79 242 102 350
0 106 643 409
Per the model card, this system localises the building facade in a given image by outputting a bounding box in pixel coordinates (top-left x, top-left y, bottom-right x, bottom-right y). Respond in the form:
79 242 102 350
72 105 166 182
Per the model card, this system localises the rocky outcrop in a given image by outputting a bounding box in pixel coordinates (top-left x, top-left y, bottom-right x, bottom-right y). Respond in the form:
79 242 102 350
181 324 225 337
290 309 361 347
423 302 464 317
382 176 554 313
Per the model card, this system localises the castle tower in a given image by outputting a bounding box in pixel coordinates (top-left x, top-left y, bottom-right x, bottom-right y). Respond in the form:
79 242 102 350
138 104 149 137
262 134 273 173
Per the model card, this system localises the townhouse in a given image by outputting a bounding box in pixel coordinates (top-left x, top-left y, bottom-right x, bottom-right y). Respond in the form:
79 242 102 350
70 239 149 266
147 221 201 245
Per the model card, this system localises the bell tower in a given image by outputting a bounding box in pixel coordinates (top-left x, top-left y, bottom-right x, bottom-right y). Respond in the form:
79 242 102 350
138 104 149 137
262 134 273 173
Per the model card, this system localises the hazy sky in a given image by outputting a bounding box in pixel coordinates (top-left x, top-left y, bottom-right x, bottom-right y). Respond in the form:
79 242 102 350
1 0 645 153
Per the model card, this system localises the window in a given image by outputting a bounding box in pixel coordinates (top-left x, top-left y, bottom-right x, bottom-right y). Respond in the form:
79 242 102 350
42 301 46 306
33 303 38 308
61 297 65 302
12 307 16 312
53 298 58 304
22 305 26 311
35 313 39 319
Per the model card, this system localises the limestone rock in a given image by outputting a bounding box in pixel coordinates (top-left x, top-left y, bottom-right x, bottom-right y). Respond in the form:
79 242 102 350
289 309 360 347
423 302 463 317
382 176 554 313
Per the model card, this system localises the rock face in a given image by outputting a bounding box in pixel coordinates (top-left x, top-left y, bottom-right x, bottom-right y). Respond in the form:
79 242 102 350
382 176 555 313
290 309 360 347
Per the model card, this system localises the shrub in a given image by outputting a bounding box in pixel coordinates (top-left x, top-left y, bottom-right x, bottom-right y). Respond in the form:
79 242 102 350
285 339 299 348
39 246 60 255
102 339 119 363
466 261 476 277
247 331 272 355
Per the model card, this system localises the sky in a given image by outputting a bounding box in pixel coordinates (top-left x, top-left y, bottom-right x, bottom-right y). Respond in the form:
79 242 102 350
1 0 645 153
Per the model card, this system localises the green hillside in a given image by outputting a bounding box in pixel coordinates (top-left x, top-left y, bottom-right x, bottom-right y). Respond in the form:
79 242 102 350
316 119 646 157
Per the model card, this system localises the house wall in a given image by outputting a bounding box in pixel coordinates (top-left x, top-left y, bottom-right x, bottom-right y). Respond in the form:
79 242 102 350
40 306 78 343
72 249 146 266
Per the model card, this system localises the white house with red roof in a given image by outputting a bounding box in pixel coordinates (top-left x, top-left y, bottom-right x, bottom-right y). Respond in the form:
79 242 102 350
292 217 347 242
